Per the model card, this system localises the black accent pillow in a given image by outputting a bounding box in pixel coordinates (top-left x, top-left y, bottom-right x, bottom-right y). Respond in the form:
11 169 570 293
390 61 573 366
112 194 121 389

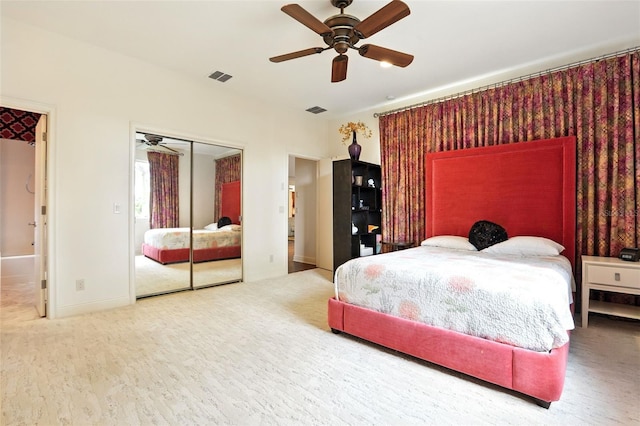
468 220 508 250
217 216 232 227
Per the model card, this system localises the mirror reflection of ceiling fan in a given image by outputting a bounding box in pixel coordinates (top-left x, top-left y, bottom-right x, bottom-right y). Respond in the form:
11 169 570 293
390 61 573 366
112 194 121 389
136 133 182 155
269 0 413 82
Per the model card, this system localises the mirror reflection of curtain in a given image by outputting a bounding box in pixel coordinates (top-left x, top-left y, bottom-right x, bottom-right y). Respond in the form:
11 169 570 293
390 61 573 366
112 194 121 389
148 151 180 229
214 154 241 220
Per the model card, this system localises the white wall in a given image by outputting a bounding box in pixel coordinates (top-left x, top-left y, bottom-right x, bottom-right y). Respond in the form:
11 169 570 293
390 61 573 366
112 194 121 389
1 18 330 317
191 150 217 230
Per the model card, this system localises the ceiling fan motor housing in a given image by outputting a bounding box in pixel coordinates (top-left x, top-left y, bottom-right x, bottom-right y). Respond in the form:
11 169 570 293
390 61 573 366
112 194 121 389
145 134 163 145
331 0 353 9
323 14 361 54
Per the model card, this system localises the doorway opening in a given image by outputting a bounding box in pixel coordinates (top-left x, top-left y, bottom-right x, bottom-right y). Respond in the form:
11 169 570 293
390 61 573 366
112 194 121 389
1 106 49 320
287 155 317 273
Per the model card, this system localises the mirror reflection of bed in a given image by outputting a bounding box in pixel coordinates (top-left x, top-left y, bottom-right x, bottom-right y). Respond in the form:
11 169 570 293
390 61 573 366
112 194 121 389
134 134 242 298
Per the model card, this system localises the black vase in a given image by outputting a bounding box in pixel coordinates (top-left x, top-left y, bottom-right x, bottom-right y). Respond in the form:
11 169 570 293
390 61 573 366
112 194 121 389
348 132 361 161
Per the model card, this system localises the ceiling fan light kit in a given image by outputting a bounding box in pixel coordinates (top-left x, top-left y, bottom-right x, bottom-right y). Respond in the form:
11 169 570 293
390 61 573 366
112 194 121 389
270 0 414 83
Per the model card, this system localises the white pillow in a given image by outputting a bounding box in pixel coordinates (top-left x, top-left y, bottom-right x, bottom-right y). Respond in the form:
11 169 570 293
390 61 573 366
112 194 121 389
481 236 565 256
204 223 218 231
219 224 241 231
421 235 477 251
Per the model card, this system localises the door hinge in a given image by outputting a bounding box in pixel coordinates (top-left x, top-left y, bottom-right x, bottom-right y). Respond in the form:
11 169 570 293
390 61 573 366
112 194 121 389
41 279 47 289
41 205 46 215
42 131 47 142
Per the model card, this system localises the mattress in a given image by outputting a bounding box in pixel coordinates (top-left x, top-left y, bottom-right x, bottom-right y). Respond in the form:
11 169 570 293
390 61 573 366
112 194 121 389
144 225 241 250
334 246 575 352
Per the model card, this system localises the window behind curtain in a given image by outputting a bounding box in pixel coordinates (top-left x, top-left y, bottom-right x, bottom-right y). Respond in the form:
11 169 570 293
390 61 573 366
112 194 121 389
134 160 150 219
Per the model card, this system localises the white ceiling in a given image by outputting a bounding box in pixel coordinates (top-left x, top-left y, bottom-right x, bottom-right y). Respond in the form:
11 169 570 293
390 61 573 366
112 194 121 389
2 1 639 119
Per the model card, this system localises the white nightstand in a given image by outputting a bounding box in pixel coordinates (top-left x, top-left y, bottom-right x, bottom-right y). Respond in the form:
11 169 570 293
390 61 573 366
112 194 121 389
581 256 640 327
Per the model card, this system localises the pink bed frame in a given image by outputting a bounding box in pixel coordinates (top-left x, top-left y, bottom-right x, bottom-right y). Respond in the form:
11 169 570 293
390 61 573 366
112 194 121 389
142 243 241 264
328 137 576 407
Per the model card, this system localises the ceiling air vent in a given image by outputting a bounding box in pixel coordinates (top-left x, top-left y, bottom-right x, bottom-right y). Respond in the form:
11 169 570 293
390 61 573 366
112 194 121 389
209 71 233 82
306 106 327 114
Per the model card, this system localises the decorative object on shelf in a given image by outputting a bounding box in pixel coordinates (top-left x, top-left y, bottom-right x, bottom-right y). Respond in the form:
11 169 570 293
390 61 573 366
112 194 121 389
354 175 363 186
349 132 361 160
339 121 372 161
360 244 374 257
367 178 375 188
352 223 358 235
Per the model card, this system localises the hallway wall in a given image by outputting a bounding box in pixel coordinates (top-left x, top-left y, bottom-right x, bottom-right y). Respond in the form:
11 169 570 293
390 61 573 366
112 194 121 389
0 138 35 256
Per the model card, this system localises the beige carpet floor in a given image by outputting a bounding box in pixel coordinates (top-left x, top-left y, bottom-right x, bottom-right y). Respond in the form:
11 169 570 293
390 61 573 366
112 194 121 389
135 255 242 297
1 268 639 425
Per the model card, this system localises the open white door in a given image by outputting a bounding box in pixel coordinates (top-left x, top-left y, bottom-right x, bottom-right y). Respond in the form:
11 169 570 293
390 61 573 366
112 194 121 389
33 115 47 317
316 158 333 271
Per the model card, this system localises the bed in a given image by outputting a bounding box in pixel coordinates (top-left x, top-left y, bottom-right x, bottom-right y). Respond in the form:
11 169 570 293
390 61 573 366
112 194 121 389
142 180 242 264
328 136 576 408
142 224 241 264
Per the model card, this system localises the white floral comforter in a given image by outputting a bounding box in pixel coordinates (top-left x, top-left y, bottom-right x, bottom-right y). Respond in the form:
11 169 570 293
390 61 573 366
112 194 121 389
334 246 575 352
144 225 241 250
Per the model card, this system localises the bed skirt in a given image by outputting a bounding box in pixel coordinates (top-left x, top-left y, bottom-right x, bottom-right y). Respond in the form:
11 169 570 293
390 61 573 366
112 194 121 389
328 297 570 406
142 243 241 264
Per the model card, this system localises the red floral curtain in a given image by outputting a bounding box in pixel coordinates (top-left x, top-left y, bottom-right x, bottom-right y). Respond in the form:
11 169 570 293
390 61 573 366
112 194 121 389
147 151 179 229
380 50 639 304
214 154 241 220
379 109 428 249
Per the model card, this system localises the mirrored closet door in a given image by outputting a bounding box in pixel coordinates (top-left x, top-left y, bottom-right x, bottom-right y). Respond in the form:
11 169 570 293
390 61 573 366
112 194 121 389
134 133 242 298
191 141 242 289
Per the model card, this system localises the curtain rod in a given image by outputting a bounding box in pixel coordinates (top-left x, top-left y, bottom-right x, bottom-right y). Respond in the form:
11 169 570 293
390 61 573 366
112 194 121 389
373 46 640 118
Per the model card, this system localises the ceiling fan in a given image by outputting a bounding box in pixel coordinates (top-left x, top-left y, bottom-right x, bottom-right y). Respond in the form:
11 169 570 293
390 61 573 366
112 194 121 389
136 133 181 154
269 0 413 82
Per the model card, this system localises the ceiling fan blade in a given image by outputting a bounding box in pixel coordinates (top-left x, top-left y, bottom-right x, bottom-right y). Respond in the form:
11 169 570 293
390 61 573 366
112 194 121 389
136 140 149 150
145 143 181 155
159 144 180 154
358 44 414 67
331 55 348 83
270 47 325 63
354 0 411 39
281 4 333 36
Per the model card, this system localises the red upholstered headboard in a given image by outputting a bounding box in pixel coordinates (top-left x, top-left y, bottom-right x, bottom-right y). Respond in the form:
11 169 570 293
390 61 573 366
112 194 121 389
425 137 576 268
220 180 241 224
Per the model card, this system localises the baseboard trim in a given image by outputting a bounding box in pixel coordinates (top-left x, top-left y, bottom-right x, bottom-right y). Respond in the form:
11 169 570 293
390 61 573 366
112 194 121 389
56 296 131 318
293 255 316 265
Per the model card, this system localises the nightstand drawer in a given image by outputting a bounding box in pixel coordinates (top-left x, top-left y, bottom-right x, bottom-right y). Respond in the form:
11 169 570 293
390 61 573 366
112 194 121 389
586 264 640 289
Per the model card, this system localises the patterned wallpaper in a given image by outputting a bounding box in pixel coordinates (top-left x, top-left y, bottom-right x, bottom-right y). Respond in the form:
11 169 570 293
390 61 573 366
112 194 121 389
0 107 42 144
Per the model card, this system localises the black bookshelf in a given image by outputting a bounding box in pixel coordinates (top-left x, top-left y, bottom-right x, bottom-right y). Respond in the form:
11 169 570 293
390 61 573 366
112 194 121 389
333 159 382 274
